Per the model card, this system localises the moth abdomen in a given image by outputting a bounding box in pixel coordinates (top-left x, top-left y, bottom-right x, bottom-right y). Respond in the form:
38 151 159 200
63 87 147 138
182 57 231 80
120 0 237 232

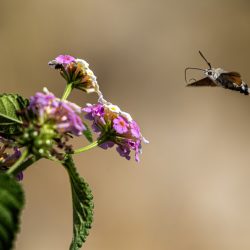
216 74 237 89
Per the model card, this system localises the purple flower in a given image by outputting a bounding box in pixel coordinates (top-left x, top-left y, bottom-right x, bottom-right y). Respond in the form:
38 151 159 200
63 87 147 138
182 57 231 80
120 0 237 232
83 101 148 162
113 116 129 134
92 123 101 133
55 55 76 64
83 103 105 121
99 141 115 149
0 137 23 180
130 121 141 139
29 90 86 136
29 91 56 117
116 145 131 160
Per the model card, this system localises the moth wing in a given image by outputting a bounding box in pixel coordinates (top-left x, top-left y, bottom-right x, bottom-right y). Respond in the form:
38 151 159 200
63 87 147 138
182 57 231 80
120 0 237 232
220 72 242 86
227 71 241 77
186 77 217 87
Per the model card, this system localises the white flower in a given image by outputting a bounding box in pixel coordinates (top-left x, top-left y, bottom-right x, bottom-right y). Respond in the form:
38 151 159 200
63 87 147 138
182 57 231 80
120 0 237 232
120 111 133 122
75 58 89 69
86 69 97 84
106 104 121 113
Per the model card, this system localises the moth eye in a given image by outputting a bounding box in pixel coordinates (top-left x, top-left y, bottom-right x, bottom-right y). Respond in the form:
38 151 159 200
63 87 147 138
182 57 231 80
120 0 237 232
208 71 212 75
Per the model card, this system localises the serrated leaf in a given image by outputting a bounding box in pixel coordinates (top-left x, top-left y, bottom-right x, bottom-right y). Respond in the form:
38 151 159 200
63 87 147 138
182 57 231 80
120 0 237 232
63 155 94 250
0 174 25 250
83 123 93 143
0 94 28 135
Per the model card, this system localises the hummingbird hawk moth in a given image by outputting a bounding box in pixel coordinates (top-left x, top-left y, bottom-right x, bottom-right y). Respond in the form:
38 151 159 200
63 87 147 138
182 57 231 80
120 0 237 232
185 51 249 95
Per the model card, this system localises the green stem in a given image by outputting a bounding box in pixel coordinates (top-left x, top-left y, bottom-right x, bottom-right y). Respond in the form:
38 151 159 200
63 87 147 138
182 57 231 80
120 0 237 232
61 83 74 100
7 148 29 175
73 141 100 154
11 155 40 176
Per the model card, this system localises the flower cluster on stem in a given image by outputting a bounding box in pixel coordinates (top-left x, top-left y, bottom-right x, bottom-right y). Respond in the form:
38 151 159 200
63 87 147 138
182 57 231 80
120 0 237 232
19 88 86 159
83 101 148 162
49 55 99 95
6 54 148 181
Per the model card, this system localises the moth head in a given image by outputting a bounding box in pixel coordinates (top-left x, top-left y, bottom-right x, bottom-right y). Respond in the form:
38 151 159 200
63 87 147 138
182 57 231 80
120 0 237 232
205 68 214 77
205 68 224 80
185 51 212 83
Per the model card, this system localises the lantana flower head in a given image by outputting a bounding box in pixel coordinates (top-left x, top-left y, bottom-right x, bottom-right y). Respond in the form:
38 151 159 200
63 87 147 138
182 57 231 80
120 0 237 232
83 101 148 162
48 55 99 94
20 89 86 158
29 89 85 136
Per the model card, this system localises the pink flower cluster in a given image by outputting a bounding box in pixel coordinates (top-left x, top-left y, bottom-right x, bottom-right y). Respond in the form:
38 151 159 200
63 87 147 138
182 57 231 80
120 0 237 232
48 55 98 94
29 89 85 136
83 102 148 162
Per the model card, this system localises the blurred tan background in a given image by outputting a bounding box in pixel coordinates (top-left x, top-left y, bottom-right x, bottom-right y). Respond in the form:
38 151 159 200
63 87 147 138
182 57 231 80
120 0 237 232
1 0 250 249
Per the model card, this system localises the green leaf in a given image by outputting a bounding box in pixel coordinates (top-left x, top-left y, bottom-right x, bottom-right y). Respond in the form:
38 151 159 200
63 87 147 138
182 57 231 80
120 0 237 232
63 155 94 250
0 94 28 135
0 174 25 250
83 123 93 143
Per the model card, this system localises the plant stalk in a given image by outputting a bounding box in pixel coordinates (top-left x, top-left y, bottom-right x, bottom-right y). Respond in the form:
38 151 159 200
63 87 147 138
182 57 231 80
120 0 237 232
7 148 29 175
61 83 74 100
73 141 99 154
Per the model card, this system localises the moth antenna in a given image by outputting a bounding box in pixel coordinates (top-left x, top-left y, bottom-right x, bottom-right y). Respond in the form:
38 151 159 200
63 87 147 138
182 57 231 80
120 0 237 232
185 67 205 83
199 51 212 69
